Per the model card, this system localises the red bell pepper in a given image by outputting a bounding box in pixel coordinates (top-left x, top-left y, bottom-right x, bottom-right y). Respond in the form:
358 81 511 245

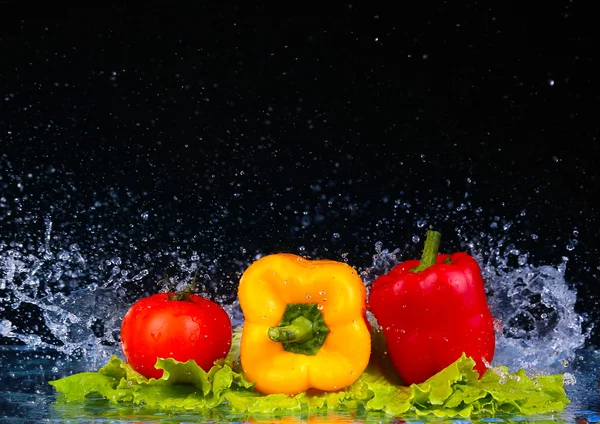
368 230 495 385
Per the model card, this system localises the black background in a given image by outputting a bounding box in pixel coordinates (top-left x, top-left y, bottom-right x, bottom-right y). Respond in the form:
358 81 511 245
1 4 599 347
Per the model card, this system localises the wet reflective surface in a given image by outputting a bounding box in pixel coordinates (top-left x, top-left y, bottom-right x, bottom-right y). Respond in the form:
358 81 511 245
0 345 598 423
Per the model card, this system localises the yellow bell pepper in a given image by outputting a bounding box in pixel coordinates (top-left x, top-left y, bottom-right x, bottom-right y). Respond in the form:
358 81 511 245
237 253 371 394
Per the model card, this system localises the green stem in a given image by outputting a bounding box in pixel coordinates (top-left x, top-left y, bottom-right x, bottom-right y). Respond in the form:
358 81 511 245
268 303 330 355
411 230 442 273
167 266 207 301
268 316 313 343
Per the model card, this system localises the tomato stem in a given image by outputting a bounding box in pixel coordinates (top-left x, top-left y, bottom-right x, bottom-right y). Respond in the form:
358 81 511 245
166 266 207 301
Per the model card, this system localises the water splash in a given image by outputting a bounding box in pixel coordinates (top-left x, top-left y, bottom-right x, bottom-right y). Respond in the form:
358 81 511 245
0 215 239 362
1 218 590 371
483 259 588 372
0 230 129 361
0 158 592 375
362 239 589 374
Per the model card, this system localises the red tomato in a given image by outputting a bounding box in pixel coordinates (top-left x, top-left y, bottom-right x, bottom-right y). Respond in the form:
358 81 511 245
120 293 232 379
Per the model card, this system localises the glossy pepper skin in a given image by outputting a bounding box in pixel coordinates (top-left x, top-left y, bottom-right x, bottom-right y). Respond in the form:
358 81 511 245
368 231 495 385
238 253 371 394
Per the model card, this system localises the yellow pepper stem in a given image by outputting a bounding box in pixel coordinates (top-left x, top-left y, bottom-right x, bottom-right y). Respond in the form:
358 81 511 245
267 303 330 355
268 316 313 343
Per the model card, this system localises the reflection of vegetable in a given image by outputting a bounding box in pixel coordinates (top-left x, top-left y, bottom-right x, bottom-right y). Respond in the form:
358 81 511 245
247 411 351 423
237 253 371 394
369 230 495 385
120 287 232 379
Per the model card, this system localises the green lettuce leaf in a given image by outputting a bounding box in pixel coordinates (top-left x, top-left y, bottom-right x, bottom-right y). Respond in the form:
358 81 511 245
49 329 570 418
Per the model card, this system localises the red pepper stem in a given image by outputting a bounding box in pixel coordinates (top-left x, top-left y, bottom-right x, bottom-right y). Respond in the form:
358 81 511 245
411 230 441 273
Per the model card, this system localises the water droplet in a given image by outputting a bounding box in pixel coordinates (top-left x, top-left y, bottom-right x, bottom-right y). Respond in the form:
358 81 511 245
562 373 576 385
